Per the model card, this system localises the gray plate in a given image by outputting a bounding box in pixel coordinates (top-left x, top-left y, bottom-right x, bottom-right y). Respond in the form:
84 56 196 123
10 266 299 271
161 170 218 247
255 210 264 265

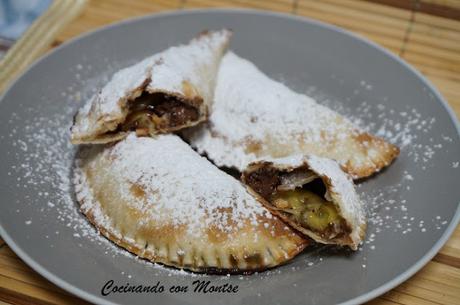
0 9 459 305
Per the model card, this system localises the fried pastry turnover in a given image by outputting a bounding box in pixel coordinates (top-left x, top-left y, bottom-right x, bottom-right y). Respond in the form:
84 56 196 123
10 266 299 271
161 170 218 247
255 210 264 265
73 134 308 272
71 29 231 144
184 52 399 179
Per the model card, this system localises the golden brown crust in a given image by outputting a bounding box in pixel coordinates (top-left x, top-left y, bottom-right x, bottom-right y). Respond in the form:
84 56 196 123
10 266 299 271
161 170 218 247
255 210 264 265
71 30 231 145
343 133 400 179
70 76 150 144
74 135 309 273
71 131 129 145
183 52 399 180
80 196 307 273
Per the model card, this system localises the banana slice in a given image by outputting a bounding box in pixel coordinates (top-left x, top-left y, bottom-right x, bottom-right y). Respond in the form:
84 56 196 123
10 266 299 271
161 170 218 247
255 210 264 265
273 190 341 233
243 154 366 250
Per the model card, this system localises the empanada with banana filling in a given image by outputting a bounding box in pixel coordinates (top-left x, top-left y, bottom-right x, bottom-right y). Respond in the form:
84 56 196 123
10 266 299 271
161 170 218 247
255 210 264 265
71 29 231 144
183 52 399 179
73 134 308 273
242 154 366 250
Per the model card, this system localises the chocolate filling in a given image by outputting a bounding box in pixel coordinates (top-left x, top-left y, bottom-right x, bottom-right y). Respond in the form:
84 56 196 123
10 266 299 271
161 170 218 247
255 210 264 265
244 166 280 199
244 166 351 240
121 91 199 135
244 166 325 200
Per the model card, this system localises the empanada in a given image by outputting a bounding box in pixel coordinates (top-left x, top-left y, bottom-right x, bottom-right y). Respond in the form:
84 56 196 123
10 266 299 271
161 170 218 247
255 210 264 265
242 154 366 250
71 30 231 144
184 52 399 179
74 134 308 272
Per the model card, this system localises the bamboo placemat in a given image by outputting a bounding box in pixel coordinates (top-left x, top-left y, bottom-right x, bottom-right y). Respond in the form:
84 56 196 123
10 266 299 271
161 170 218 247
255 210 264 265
0 1 459 304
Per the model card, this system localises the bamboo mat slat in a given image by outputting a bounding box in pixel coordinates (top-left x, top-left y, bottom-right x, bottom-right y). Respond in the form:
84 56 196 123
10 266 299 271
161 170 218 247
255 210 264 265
435 248 460 269
56 0 182 42
422 0 460 10
379 260 460 305
435 226 460 268
184 0 295 13
0 275 88 305
366 299 400 305
0 1 459 305
403 11 460 76
0 247 89 305
0 247 74 295
296 0 411 54
402 9 460 117
418 0 460 19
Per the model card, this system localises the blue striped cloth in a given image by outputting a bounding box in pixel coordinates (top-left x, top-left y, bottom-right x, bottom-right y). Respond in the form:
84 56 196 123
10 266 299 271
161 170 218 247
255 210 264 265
0 0 51 41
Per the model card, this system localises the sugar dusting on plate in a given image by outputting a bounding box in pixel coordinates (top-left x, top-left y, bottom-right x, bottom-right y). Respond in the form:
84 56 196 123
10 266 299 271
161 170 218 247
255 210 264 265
5 63 457 278
304 85 455 254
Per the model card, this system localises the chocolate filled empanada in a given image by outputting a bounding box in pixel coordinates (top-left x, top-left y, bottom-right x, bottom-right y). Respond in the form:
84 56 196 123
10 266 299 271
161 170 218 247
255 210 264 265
242 154 366 250
184 52 399 179
71 30 231 144
73 134 308 272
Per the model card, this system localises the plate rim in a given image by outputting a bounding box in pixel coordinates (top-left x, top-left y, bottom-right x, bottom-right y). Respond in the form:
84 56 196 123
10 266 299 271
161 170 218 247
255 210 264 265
0 8 459 305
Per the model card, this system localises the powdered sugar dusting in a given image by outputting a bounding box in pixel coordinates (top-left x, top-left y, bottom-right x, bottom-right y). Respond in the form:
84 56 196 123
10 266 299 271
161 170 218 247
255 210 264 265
4 53 457 276
303 86 456 260
71 30 231 142
74 133 274 238
185 52 398 178
185 52 360 170
316 95 446 171
3 69 192 274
